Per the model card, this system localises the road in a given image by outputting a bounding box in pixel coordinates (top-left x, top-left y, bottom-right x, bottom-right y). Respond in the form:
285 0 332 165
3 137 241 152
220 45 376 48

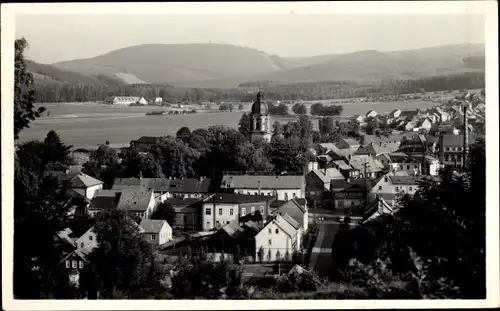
307 222 347 278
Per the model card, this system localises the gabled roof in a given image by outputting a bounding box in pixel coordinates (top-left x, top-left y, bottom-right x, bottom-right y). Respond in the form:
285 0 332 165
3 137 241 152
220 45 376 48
139 219 167 234
89 190 121 211
113 178 211 193
318 143 337 152
70 173 103 188
116 187 153 211
273 214 298 238
219 221 245 238
349 155 385 173
337 138 360 148
221 175 303 190
281 213 301 230
167 178 212 193
60 247 92 265
388 175 418 185
310 168 344 184
363 197 394 222
204 193 274 204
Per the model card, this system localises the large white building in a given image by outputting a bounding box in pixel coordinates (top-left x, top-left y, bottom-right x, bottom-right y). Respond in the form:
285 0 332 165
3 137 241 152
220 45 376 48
371 174 419 206
255 214 301 262
112 96 148 106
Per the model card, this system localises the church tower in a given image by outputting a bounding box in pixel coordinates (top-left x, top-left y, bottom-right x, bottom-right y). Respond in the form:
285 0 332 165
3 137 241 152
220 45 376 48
250 92 271 142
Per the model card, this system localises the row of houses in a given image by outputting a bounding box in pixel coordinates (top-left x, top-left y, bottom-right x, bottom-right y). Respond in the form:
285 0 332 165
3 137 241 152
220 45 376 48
108 96 186 106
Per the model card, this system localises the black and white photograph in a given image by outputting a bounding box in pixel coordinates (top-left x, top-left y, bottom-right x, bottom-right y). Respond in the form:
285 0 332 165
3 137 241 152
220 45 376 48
1 1 498 309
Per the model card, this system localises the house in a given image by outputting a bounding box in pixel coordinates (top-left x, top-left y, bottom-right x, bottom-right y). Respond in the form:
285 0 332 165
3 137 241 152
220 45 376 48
87 189 121 216
437 111 451 123
417 118 432 132
336 138 361 150
362 196 394 223
353 115 365 124
59 247 92 287
154 97 163 104
305 168 344 204
201 193 275 231
167 198 202 230
221 174 305 201
75 226 98 251
371 174 419 205
68 173 104 200
272 198 308 235
403 121 416 131
396 135 437 157
211 220 257 255
366 110 378 118
112 177 212 200
362 133 414 146
354 142 400 158
139 219 172 246
389 109 402 119
255 214 300 262
387 152 440 176
44 166 103 202
129 136 165 151
348 155 385 179
112 96 148 106
330 179 373 214
116 186 156 219
316 143 337 155
436 133 476 167
428 113 440 124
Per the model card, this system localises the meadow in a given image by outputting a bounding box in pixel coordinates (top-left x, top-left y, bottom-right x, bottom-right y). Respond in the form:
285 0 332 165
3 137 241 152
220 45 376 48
19 100 440 149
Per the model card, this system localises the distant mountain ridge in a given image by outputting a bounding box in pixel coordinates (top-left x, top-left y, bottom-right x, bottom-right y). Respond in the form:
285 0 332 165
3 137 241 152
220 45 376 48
38 42 485 89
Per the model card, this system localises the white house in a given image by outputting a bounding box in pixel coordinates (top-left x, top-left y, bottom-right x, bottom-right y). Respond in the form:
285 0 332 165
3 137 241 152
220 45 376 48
139 219 172 246
59 247 92 287
69 173 103 200
75 226 98 251
371 174 419 206
221 175 305 201
272 198 309 237
154 97 163 104
366 110 378 118
201 193 274 231
255 214 300 262
389 109 402 119
112 96 148 106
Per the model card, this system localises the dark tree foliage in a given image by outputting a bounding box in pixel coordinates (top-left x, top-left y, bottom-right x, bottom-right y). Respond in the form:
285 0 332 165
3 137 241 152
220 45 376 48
319 117 335 136
43 130 72 166
238 113 251 138
14 38 45 139
331 140 486 298
151 201 176 225
79 210 160 298
267 102 289 115
176 126 192 143
292 103 308 115
310 103 343 116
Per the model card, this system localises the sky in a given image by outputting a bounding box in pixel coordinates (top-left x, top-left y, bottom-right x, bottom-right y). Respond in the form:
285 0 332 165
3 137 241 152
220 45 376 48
16 14 485 64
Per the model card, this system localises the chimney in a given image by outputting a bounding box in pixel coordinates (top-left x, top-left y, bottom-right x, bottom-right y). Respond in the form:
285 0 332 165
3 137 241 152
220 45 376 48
324 167 327 175
438 133 445 164
258 180 261 195
463 105 469 168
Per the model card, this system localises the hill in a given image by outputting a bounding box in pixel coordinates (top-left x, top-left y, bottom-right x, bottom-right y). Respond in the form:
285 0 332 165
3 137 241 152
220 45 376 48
50 43 485 88
26 60 125 87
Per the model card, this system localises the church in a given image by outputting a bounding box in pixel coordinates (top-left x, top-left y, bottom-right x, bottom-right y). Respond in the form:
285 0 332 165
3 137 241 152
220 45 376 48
249 92 272 142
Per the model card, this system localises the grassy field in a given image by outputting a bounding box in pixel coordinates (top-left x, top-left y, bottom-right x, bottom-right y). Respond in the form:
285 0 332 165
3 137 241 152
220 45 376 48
19 100 440 149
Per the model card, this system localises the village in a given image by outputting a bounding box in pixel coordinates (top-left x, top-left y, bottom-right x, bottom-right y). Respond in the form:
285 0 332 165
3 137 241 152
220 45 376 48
50 88 485 289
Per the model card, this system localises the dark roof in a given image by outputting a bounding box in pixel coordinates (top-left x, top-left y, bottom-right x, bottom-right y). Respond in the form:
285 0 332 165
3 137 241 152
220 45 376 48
140 219 168 233
89 196 120 212
204 193 274 204
221 175 304 190
165 198 201 208
330 179 350 190
116 187 153 211
167 178 211 193
442 134 476 146
388 175 418 185
219 221 245 238
400 110 419 117
113 178 211 193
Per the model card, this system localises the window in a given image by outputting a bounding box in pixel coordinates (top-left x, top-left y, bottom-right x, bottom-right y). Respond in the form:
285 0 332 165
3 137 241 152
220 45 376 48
151 234 156 240
268 239 272 246
79 261 84 269
407 165 410 170
384 177 388 182
251 206 255 215
205 208 211 216
260 206 264 215
378 186 382 190
284 193 289 200
89 235 93 241
268 228 272 234
65 260 70 269
218 208 222 216
255 192 258 195
242 208 246 216
216 221 220 228
292 193 296 198
395 187 399 192
72 260 77 269
229 209 234 216
80 242 84 248
275 229 279 234
409 187 413 191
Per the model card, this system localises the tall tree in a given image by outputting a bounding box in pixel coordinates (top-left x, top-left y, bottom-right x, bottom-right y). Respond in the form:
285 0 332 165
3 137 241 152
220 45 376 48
238 113 251 138
43 130 72 166
14 38 45 139
79 210 160 298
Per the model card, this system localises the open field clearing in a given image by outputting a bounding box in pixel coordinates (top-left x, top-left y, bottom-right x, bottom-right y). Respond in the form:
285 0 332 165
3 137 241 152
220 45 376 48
19 100 439 149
